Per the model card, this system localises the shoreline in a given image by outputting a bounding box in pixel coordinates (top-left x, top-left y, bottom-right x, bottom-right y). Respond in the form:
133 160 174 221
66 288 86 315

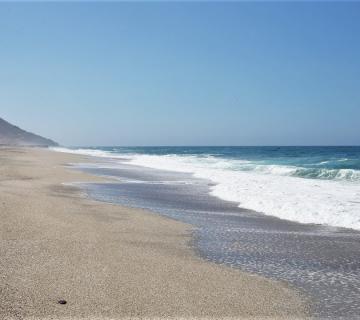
0 147 308 318
54 146 360 231
74 154 360 317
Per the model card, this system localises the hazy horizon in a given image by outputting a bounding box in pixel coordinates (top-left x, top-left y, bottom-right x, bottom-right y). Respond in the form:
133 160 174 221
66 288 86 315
1 2 359 146
58 144 360 148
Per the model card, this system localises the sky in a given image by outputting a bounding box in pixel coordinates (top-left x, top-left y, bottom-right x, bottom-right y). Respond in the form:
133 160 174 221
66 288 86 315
0 2 359 146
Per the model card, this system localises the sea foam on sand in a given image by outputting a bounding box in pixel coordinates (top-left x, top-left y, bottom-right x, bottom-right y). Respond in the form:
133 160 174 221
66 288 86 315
127 154 360 230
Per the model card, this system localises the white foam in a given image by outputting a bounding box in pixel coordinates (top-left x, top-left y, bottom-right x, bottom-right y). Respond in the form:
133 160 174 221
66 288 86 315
50 147 130 159
127 154 360 230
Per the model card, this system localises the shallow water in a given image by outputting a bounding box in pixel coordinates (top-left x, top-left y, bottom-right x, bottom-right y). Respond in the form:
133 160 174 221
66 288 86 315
54 146 360 230
74 160 360 318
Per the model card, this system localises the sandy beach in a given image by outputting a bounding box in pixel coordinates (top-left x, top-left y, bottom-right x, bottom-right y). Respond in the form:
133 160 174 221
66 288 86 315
0 147 308 319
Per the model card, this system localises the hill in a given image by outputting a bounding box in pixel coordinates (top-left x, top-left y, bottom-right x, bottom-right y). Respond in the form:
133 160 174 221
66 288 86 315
0 117 58 147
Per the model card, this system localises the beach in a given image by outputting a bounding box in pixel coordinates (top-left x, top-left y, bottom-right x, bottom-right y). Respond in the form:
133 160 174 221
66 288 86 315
0 147 308 318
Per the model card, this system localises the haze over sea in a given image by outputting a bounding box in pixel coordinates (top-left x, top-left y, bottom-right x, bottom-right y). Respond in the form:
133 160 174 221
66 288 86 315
54 146 360 231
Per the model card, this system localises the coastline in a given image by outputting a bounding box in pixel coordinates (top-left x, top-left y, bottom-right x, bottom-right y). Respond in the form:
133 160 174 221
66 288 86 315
0 147 308 318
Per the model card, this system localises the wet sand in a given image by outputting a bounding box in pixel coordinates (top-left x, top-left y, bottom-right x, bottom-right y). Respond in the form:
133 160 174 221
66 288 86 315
0 147 308 318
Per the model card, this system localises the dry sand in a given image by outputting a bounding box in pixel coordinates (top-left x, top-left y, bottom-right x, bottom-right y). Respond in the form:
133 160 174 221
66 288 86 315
0 147 308 319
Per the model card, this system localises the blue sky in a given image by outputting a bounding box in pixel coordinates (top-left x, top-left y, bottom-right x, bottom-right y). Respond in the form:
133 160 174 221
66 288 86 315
0 2 359 146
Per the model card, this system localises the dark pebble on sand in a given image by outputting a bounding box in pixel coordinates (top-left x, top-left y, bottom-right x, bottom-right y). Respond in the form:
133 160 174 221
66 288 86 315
58 300 67 305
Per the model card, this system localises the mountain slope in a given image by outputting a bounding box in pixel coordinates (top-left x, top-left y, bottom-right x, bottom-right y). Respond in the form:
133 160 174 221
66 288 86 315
0 117 58 146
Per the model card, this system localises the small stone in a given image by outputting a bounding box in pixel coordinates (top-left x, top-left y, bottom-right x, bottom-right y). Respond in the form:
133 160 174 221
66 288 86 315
58 300 67 305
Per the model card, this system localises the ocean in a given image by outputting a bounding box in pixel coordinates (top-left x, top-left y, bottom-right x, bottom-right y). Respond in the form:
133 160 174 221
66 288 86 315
53 146 360 230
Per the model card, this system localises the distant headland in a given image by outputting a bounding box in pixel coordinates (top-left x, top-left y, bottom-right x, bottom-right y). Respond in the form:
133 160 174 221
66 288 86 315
0 117 58 147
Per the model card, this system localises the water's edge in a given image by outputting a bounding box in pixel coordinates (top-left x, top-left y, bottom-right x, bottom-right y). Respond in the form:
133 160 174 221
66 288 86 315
52 146 360 231
66 159 360 318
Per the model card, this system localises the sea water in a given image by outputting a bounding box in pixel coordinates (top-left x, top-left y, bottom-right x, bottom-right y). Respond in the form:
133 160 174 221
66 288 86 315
53 146 360 230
